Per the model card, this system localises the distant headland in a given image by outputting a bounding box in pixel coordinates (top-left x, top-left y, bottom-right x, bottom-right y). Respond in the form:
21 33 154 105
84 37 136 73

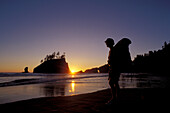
33 52 70 73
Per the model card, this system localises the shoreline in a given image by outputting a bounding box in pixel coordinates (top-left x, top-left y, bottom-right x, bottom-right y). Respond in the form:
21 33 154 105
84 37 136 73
1 88 170 112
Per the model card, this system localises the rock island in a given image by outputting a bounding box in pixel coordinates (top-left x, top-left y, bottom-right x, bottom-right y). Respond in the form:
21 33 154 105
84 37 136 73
33 52 70 73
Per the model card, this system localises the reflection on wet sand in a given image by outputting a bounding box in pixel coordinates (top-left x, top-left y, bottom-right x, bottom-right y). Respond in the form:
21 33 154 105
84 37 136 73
41 83 66 97
41 80 77 97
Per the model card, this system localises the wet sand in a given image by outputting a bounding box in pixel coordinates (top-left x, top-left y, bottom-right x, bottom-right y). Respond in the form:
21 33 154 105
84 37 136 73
0 88 169 113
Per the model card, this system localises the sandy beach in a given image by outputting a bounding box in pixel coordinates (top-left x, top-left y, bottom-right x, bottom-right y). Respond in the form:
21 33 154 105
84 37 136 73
0 88 169 113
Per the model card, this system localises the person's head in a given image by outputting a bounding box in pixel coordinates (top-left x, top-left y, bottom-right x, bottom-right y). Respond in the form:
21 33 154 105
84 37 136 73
105 38 114 48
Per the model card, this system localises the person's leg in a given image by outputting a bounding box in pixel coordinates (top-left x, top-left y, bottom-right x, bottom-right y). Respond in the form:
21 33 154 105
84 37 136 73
115 81 120 99
106 81 117 105
109 79 116 100
106 72 120 105
114 72 120 99
107 78 120 105
106 79 114 105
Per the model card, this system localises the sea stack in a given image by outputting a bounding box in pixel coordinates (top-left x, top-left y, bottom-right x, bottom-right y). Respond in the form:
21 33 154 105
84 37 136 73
23 67 29 73
33 58 70 73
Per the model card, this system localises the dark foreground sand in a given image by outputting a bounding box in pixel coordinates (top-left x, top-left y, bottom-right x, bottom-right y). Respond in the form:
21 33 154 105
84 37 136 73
0 88 170 113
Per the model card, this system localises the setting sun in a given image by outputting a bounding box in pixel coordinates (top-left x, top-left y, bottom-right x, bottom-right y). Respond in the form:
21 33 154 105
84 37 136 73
71 70 76 74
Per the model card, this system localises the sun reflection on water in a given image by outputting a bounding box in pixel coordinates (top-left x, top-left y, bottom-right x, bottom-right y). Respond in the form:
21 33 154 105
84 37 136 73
71 81 75 92
69 80 76 95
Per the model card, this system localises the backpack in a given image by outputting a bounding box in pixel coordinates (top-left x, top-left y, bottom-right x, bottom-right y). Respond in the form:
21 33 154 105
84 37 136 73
114 38 132 72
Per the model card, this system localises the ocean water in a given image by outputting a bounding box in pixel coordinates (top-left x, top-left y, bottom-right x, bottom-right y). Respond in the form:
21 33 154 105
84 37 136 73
0 73 169 104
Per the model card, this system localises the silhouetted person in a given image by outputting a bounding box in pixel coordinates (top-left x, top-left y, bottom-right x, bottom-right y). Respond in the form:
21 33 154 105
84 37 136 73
105 38 132 105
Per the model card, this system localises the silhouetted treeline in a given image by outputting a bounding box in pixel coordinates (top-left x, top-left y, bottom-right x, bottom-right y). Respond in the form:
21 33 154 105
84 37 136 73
133 41 170 74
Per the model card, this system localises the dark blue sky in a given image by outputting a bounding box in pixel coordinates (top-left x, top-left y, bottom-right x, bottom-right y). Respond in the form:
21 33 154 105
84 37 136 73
0 0 170 72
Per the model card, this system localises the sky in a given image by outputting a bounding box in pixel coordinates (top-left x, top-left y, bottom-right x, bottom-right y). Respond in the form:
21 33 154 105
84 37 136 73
0 0 170 72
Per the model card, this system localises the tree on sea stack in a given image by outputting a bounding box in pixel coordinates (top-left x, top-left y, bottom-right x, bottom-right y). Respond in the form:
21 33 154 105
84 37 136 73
40 52 66 63
56 52 60 59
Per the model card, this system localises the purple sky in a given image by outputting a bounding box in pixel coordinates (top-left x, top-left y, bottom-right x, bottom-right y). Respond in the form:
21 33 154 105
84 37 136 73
0 0 170 72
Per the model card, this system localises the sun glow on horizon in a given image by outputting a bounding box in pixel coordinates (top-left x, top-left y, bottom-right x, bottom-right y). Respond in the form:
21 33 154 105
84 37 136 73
71 70 76 74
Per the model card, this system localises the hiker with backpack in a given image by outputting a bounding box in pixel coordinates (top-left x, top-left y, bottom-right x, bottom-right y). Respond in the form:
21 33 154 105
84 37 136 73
105 38 132 105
